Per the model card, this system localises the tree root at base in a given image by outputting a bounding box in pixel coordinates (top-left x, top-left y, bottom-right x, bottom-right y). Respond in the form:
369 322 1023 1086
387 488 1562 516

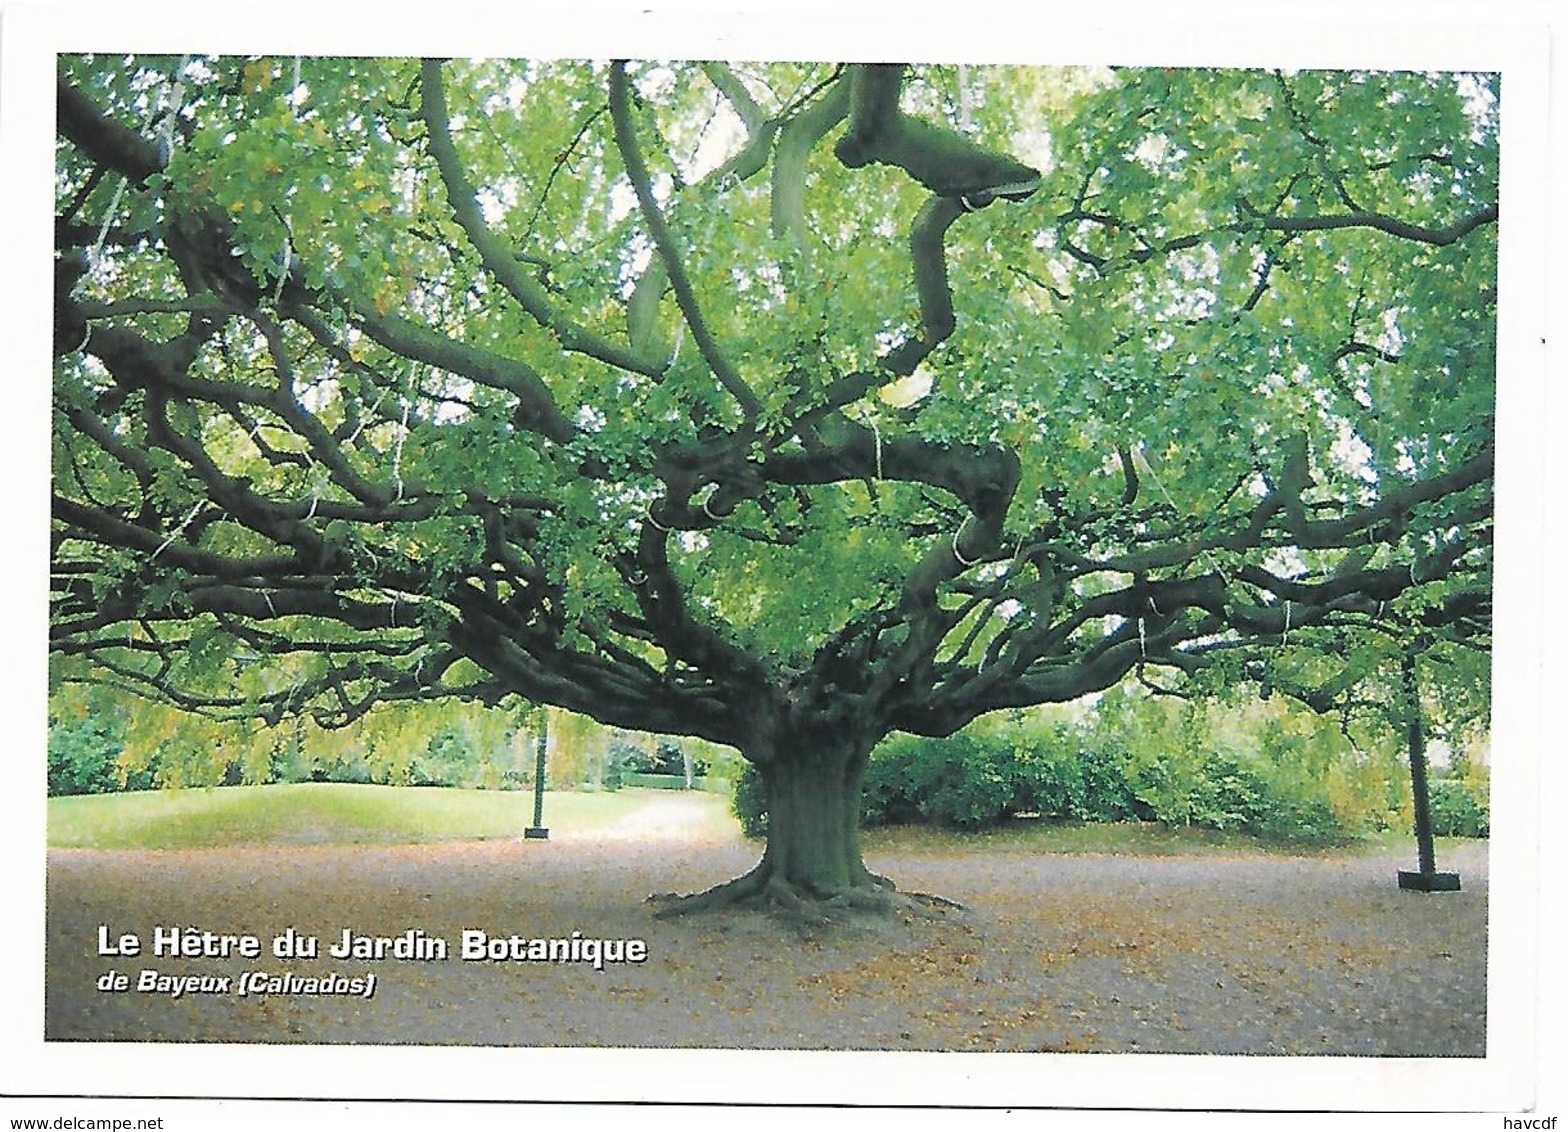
646 867 964 931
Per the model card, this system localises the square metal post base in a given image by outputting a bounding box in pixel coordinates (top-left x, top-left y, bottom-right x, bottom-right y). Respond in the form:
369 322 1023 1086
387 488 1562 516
1398 869 1460 892
524 827 550 840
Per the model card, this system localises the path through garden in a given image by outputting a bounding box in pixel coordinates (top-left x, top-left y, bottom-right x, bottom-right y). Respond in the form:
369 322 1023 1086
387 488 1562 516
45 792 1487 1057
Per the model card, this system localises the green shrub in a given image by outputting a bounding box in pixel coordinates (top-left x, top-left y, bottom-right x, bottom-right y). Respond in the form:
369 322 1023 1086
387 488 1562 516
913 734 1017 828
1068 743 1145 821
1428 777 1489 838
407 729 468 787
1117 738 1348 843
739 732 1041 835
1006 736 1080 817
271 739 317 784
859 737 924 826
1244 786 1344 843
731 719 1358 843
1185 750 1266 831
308 748 375 785
48 717 124 796
601 755 626 792
1121 749 1186 825
860 732 1016 828
1005 724 1113 819
730 761 769 839
602 736 645 791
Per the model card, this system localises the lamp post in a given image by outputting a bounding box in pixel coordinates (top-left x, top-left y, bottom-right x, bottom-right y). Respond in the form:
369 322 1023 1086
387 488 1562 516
525 708 549 840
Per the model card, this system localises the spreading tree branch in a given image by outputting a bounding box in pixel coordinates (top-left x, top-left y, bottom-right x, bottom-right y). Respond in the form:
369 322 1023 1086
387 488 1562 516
607 61 764 421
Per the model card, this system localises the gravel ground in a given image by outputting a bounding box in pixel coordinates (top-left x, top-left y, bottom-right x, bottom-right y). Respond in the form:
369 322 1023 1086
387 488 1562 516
44 793 1487 1056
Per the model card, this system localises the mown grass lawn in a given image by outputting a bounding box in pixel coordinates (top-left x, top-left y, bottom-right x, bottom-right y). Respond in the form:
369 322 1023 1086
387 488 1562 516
48 782 1469 860
46 782 658 850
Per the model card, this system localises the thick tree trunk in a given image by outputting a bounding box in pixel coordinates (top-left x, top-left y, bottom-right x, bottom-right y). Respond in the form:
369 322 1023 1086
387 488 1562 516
756 743 881 895
650 725 899 919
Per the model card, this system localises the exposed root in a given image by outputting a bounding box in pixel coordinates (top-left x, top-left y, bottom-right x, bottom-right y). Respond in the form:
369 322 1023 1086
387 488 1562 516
860 868 897 891
823 885 895 914
907 891 966 911
646 864 769 919
761 875 829 932
647 867 963 934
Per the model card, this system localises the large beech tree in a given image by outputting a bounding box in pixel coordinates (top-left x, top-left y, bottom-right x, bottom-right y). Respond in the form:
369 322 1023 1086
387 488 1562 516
52 55 1495 912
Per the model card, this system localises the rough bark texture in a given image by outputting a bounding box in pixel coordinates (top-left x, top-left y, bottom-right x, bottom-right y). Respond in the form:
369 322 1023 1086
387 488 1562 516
757 744 876 893
649 727 904 923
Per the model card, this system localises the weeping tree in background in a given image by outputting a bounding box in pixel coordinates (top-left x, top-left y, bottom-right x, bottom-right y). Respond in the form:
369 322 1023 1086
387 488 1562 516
52 55 1496 915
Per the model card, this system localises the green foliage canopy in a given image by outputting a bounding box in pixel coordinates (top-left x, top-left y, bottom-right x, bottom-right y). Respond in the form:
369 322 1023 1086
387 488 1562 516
52 57 1495 767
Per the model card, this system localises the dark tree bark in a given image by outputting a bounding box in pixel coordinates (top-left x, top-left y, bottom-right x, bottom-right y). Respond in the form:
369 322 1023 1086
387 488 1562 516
754 731 877 892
